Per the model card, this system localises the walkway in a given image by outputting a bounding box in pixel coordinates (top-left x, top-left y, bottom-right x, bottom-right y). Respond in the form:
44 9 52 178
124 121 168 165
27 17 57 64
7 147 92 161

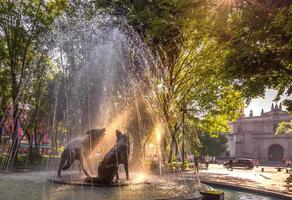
183 164 291 196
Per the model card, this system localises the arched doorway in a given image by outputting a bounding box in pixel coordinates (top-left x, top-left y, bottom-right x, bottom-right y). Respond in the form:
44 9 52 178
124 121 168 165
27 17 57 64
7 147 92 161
268 144 284 161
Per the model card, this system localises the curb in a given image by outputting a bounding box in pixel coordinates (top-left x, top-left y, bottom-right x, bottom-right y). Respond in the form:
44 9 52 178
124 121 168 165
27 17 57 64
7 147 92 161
201 180 292 200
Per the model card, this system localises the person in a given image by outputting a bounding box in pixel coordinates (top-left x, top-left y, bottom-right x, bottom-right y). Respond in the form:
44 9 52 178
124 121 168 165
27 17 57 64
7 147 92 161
194 157 199 173
205 155 209 170
282 159 286 167
286 159 290 168
255 159 259 168
229 159 233 171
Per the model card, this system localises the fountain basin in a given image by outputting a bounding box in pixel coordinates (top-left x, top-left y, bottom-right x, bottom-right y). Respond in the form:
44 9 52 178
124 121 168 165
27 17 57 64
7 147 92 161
48 175 147 187
0 171 202 200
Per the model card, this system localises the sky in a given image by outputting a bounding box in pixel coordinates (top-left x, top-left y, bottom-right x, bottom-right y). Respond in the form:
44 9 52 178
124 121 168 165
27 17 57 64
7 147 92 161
244 89 292 116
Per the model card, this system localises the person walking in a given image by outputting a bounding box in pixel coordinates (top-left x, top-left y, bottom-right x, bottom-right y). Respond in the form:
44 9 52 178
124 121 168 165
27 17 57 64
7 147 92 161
194 157 199 173
205 155 210 170
229 159 233 171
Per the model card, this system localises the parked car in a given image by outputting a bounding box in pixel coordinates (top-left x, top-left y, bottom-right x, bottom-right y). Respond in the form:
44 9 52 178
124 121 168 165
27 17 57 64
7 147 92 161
223 158 255 169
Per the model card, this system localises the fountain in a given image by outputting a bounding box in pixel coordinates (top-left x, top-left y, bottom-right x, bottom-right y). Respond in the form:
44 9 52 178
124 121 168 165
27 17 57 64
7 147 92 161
0 12 204 200
155 124 163 176
0 8 287 200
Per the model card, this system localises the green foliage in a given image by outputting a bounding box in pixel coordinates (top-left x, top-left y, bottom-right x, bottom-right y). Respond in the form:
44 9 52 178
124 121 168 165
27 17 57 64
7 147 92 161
283 99 292 113
93 2 243 138
96 0 201 62
1 0 290 168
0 0 67 105
199 133 228 157
99 0 244 159
220 1 292 100
0 0 67 169
276 121 292 135
204 190 224 195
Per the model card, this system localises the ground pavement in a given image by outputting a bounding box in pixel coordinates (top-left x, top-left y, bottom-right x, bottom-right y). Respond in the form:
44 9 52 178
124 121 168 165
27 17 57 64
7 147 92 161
183 163 291 196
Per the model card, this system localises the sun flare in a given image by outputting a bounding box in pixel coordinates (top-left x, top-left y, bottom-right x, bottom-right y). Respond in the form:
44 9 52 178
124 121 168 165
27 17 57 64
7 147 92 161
133 172 147 183
155 124 163 143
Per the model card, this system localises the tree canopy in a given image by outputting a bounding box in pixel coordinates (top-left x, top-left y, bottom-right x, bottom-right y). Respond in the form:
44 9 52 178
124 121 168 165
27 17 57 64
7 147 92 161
0 0 67 170
218 0 292 105
199 133 228 157
276 120 292 135
0 0 291 169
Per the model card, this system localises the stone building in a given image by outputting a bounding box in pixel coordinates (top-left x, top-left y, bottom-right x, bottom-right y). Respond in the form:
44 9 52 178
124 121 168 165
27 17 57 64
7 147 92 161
227 103 292 161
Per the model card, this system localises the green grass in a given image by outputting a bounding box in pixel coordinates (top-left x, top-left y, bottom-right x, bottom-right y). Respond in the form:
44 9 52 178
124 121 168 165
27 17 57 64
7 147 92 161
203 190 224 195
0 153 60 170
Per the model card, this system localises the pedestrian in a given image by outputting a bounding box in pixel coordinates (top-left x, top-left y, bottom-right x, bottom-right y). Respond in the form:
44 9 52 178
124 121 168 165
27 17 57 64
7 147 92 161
205 155 209 170
229 159 233 171
254 159 259 168
285 159 290 168
282 159 286 167
194 157 199 173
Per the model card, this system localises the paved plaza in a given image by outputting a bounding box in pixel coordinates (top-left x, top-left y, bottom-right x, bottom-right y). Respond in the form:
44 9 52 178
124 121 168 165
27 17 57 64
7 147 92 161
184 164 291 195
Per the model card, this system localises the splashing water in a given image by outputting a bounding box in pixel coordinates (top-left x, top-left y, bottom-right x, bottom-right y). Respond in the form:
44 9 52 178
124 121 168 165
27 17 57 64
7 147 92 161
50 12 158 151
0 12 204 200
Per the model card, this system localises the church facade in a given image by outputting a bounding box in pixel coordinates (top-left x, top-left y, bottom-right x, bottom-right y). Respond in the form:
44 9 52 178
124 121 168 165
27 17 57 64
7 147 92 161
227 103 292 161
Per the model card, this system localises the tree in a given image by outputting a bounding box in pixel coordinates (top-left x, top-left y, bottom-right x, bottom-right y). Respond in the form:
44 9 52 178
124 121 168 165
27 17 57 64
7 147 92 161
143 1 242 162
0 0 67 171
276 121 292 135
126 101 155 168
2 0 277 171
218 0 292 106
97 0 244 162
199 132 228 157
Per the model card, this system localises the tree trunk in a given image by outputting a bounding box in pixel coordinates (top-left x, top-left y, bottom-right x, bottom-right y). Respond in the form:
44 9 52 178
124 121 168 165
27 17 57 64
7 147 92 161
131 129 143 169
4 105 19 172
142 135 150 160
28 131 34 164
34 124 39 155
174 135 179 158
3 58 20 171
168 123 180 162
169 138 174 163
168 132 177 163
